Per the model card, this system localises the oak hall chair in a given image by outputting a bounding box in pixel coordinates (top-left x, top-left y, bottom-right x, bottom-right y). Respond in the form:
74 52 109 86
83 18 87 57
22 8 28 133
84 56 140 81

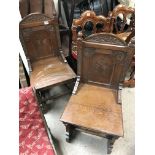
60 33 135 154
19 13 76 112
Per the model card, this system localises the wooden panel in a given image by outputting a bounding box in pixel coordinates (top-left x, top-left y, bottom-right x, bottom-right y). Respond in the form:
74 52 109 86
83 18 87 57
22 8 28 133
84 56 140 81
60 84 123 137
19 14 60 64
21 25 59 62
78 33 133 88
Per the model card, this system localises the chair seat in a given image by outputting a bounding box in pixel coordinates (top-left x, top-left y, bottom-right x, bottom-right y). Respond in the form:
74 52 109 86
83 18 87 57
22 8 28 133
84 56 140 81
60 84 123 137
30 57 76 90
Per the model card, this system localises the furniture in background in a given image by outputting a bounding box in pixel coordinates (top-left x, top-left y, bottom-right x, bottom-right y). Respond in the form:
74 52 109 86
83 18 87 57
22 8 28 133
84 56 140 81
109 4 135 41
60 33 135 154
19 13 76 113
109 4 135 87
19 87 57 155
71 10 111 60
57 0 118 71
71 4 135 87
71 4 134 59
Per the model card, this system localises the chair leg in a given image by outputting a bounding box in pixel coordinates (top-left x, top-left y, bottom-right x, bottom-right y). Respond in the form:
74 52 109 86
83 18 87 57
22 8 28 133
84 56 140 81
65 124 74 142
107 136 117 154
36 90 48 114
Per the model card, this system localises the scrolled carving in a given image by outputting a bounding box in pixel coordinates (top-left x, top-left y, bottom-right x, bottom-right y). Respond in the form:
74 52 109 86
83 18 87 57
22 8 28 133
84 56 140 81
20 13 52 25
85 33 126 46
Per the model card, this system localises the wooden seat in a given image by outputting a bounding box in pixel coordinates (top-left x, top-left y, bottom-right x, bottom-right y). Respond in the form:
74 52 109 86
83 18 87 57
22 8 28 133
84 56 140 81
19 13 76 113
60 33 135 154
31 57 76 90
61 83 123 137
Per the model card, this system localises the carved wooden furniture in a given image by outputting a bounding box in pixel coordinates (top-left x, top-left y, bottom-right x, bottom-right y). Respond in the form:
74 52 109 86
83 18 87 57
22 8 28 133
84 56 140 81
71 10 111 59
109 4 135 41
109 4 135 87
19 87 57 155
60 33 135 154
19 13 76 112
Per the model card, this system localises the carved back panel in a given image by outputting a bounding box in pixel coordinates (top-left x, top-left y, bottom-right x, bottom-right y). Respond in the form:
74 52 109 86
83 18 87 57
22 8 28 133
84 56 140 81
109 4 135 34
19 13 61 63
72 10 111 43
19 0 57 19
77 33 134 89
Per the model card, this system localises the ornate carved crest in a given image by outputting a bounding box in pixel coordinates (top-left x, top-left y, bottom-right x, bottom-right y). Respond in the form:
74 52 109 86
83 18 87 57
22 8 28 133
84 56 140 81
20 13 52 25
85 33 126 46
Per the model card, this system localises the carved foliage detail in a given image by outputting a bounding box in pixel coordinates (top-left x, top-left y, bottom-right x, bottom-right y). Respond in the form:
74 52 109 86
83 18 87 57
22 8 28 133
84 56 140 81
85 34 126 46
21 14 52 24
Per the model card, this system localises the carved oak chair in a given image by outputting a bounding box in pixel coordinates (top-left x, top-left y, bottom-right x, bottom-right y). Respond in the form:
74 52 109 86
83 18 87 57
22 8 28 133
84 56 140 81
60 33 135 154
19 13 76 112
71 10 111 59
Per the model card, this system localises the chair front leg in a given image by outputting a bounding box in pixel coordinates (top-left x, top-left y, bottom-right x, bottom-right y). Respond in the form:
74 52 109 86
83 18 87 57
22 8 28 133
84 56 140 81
64 123 74 142
107 136 118 154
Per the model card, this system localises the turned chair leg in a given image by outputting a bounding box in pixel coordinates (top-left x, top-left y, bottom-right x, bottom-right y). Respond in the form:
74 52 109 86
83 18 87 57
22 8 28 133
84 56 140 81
107 136 118 154
65 124 74 142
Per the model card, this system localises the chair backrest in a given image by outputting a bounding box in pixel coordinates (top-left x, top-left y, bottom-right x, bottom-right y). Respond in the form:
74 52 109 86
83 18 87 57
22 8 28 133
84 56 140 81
77 33 135 89
19 0 57 19
19 13 61 66
109 4 135 34
72 10 111 43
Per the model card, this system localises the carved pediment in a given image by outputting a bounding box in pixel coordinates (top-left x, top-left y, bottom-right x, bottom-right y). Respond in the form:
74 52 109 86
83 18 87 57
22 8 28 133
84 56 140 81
84 33 126 46
20 13 52 25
